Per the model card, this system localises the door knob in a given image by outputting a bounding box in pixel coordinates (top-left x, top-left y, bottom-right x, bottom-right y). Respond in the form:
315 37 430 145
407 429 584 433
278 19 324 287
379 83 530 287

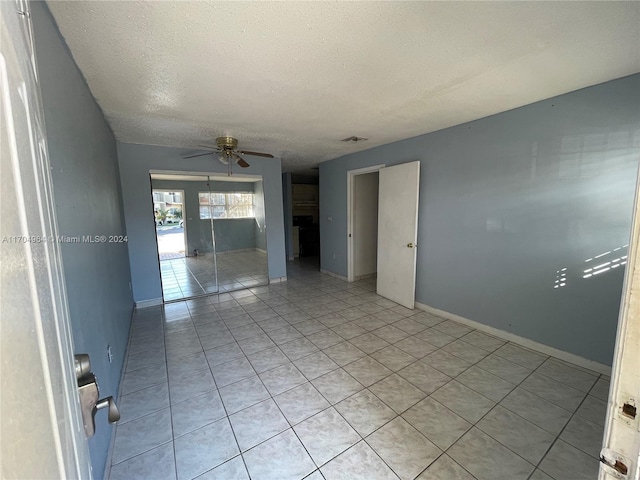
74 354 120 438
74 353 91 379
407 242 416 248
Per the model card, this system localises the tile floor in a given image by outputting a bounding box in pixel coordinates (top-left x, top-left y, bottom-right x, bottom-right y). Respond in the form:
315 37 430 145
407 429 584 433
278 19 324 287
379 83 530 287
161 251 269 301
110 261 609 480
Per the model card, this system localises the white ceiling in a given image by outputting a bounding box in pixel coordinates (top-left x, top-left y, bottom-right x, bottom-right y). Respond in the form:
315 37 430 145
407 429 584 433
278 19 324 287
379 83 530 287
47 1 640 173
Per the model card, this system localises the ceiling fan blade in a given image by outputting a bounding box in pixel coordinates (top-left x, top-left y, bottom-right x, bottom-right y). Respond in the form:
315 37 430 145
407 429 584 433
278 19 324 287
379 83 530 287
231 153 248 167
183 152 214 159
198 144 219 150
237 150 274 158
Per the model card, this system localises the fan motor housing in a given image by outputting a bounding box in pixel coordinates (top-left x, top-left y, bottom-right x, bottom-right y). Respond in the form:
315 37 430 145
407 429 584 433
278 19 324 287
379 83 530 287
216 136 238 150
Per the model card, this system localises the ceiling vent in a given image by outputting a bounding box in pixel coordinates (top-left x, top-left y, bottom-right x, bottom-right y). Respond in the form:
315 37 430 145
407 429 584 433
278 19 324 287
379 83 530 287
341 136 368 142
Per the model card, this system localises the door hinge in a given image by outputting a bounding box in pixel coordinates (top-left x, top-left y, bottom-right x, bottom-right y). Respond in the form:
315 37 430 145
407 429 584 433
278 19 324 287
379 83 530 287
600 448 630 478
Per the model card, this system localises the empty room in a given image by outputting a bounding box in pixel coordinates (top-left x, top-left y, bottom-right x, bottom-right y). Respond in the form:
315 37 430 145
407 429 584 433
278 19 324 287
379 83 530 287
2 2 640 480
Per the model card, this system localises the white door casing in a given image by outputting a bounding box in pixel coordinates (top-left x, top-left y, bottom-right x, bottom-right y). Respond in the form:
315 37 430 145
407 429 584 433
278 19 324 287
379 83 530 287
347 164 384 282
598 171 640 479
376 161 420 309
353 172 379 278
0 1 92 478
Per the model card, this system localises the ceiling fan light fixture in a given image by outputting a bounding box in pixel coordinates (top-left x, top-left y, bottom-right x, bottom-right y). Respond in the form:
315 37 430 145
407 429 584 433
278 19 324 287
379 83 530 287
341 136 368 142
183 136 270 171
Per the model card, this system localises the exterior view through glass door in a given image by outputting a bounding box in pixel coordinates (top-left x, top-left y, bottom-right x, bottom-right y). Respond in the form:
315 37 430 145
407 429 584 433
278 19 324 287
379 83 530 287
153 189 186 261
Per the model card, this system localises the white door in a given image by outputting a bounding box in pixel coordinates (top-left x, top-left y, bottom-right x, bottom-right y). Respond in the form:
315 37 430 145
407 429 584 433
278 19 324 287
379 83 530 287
598 174 640 479
1 1 92 478
376 161 420 309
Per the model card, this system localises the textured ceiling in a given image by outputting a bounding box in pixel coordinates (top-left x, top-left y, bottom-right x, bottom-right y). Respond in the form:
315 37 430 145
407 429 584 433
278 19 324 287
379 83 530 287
47 1 640 172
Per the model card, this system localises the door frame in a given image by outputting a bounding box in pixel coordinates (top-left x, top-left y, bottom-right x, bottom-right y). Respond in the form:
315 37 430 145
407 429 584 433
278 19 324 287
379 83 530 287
1 0 91 477
598 170 640 478
347 164 385 282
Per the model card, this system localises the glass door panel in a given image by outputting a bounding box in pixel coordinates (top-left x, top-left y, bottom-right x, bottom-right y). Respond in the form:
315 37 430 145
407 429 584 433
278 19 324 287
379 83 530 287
153 173 218 301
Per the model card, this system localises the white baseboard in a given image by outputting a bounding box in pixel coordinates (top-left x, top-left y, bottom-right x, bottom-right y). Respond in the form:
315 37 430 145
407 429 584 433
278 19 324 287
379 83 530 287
320 269 348 281
415 301 612 376
355 273 376 281
135 297 163 309
269 276 288 284
104 305 136 480
215 248 256 255
256 248 267 254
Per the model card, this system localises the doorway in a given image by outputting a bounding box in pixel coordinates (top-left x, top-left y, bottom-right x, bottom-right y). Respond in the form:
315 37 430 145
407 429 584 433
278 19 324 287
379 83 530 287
348 165 384 282
347 162 421 308
153 189 186 261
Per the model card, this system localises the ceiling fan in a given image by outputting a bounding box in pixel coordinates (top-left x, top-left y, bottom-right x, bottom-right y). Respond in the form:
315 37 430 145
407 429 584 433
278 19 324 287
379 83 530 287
183 136 273 175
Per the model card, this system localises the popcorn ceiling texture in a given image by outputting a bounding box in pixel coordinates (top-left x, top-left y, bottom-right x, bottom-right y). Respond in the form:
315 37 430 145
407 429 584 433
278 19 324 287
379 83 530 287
48 1 639 170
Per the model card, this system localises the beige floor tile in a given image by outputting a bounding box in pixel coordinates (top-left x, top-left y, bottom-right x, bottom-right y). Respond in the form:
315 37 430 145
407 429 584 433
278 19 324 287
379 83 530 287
367 417 441 480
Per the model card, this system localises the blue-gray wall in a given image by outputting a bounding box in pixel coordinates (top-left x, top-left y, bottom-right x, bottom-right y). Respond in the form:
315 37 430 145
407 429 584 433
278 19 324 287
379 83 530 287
214 219 256 252
32 3 133 477
320 74 640 365
151 179 259 253
117 143 286 303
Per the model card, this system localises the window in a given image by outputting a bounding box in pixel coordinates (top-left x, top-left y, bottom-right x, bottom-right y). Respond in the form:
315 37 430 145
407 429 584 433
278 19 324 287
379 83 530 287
199 192 254 219
153 191 182 203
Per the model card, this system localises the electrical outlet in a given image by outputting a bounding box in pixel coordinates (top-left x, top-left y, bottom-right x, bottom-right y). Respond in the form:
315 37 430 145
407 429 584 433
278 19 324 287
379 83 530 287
107 345 113 363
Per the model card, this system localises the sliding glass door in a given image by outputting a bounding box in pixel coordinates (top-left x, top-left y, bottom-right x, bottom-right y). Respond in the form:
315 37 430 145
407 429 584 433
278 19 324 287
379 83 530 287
152 172 269 302
200 176 269 292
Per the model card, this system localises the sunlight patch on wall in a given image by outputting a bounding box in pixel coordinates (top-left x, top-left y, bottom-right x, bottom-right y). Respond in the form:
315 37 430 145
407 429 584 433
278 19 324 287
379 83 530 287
554 267 567 289
583 245 628 279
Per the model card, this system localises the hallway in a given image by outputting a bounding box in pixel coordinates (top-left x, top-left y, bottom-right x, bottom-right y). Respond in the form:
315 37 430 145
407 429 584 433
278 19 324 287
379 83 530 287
109 263 607 480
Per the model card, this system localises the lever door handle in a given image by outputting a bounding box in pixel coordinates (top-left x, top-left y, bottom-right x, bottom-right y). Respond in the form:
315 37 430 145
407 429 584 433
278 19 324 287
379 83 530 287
96 396 120 423
74 354 120 438
407 242 417 248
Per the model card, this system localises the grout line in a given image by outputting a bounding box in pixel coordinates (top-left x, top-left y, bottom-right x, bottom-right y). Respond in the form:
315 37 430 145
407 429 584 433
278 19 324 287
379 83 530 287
176 298 243 477
435 359 547 475
429 343 598 480
106 309 174 472
157 303 180 480
525 376 603 480
116 265 607 480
